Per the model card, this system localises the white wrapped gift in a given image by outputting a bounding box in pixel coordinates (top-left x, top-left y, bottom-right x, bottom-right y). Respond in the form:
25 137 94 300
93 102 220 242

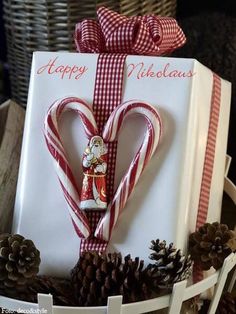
12 52 231 276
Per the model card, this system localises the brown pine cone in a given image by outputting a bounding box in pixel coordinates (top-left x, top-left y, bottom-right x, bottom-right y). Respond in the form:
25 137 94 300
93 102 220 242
0 234 40 296
71 252 153 306
200 292 236 314
0 275 76 306
189 222 235 270
26 276 76 306
148 239 192 290
181 297 199 313
217 292 236 314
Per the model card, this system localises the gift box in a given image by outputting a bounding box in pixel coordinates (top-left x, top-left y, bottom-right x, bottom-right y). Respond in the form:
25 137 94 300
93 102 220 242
12 49 231 276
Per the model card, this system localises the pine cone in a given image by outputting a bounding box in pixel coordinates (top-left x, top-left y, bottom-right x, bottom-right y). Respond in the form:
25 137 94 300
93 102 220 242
71 252 153 306
189 222 235 270
200 292 236 314
181 297 199 314
148 239 192 289
25 276 76 306
0 275 75 306
0 234 40 296
217 292 236 314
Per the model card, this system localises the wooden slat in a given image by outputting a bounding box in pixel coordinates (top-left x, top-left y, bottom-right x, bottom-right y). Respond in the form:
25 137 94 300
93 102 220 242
0 100 10 143
0 99 25 233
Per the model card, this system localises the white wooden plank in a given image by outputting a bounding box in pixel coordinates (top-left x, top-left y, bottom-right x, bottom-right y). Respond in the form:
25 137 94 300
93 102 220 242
168 281 187 314
53 306 107 314
184 272 219 300
228 267 236 292
208 253 236 314
224 177 236 204
38 294 53 314
122 294 170 314
107 296 122 314
225 155 232 177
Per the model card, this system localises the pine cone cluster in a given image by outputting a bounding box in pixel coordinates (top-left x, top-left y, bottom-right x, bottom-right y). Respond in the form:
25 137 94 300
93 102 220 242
189 222 236 270
148 239 192 289
0 234 40 296
71 252 153 306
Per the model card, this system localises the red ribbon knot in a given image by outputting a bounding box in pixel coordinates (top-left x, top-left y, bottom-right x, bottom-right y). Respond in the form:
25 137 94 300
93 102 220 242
75 7 186 56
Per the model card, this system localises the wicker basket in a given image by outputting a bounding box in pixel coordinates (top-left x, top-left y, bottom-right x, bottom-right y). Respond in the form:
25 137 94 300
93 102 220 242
3 0 177 106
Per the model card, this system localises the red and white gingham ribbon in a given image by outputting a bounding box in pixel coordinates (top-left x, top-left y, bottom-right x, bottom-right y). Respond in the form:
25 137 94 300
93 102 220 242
75 7 186 56
196 74 221 229
80 53 127 252
44 98 162 243
193 73 222 282
74 6 185 251
44 7 186 250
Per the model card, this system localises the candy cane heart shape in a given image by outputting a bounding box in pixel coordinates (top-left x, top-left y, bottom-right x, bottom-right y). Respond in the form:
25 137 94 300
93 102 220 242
44 97 98 239
95 100 162 241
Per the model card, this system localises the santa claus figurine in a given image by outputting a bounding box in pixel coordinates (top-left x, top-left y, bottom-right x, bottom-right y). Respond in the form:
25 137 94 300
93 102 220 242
80 136 107 210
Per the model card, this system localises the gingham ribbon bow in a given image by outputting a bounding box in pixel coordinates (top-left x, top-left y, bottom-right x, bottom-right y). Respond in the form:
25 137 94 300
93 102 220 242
75 7 186 56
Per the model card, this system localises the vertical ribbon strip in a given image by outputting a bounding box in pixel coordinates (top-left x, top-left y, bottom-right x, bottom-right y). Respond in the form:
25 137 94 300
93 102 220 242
80 54 127 253
193 73 221 282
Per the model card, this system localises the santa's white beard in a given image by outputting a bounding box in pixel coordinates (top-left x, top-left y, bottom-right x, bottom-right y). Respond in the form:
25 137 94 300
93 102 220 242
91 145 102 158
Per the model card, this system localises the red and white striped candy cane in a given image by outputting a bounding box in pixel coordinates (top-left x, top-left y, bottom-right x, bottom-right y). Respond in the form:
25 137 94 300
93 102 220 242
44 97 98 239
95 100 162 241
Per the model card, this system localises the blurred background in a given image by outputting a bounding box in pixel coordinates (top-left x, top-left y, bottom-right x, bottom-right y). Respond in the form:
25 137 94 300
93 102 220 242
0 0 235 182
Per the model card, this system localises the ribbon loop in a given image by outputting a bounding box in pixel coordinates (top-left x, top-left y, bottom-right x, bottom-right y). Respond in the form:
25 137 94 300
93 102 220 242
75 7 186 56
75 20 104 53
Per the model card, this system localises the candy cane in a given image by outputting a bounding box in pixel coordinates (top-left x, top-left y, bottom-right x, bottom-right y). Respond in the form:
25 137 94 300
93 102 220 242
95 100 162 241
44 97 98 239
